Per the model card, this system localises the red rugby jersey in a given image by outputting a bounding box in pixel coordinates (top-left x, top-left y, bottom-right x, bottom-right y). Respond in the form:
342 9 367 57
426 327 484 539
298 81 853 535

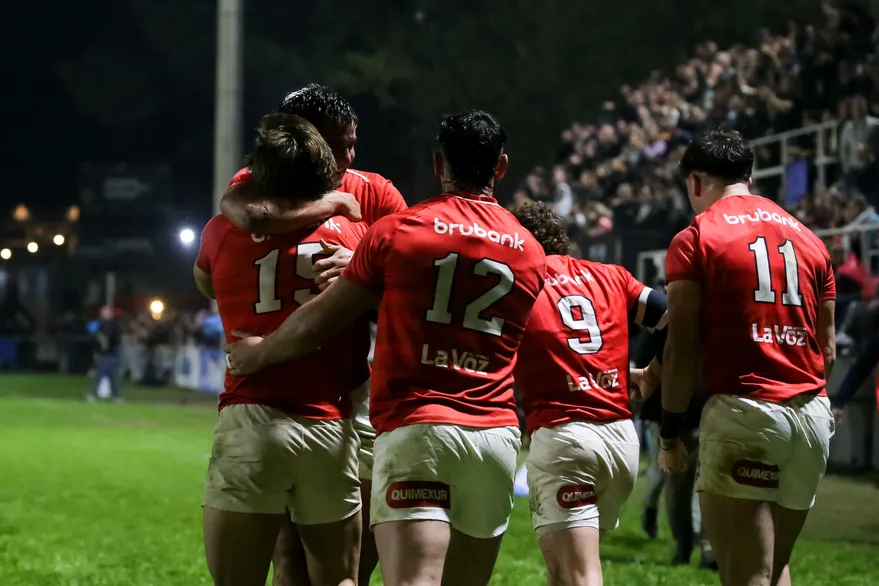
342 192 546 435
197 215 372 418
515 255 656 433
231 167 407 226
665 195 836 403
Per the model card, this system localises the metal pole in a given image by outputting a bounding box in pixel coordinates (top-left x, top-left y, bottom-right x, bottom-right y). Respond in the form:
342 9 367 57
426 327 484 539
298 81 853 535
105 271 116 311
212 0 244 216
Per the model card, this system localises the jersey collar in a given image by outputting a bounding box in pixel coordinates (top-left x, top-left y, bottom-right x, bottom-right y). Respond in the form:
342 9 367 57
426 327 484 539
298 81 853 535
444 191 499 204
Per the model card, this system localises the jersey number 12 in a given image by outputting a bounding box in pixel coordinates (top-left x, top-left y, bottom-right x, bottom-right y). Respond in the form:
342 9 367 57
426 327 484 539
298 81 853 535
748 237 803 307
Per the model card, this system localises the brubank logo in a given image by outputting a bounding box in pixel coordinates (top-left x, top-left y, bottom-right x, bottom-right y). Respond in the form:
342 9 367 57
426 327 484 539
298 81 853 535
723 208 801 232
433 217 525 251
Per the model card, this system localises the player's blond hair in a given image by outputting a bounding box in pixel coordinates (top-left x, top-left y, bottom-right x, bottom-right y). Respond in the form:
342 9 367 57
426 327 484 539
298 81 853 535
247 113 337 202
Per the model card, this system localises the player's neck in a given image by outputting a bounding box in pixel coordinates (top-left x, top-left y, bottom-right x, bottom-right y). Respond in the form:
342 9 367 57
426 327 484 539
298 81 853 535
718 183 753 199
442 181 494 198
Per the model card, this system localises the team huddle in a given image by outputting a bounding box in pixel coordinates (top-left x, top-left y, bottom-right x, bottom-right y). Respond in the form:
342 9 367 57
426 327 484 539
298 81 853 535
194 86 837 586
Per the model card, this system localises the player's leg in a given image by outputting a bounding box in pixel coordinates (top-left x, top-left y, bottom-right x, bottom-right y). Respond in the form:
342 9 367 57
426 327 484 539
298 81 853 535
370 424 456 586
271 519 312 586
527 421 639 586
666 429 699 564
374 520 450 586
202 405 299 586
289 418 362 586
641 421 664 539
695 395 792 585
352 389 379 586
770 394 835 586
358 479 378 585
444 425 521 586
699 494 774 585
204 508 286 586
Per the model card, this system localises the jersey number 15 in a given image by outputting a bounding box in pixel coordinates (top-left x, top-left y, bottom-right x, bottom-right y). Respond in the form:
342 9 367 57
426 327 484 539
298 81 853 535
252 243 324 314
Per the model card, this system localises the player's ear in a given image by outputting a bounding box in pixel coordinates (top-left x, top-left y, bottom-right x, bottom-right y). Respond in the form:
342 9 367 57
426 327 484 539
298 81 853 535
433 150 444 180
495 153 509 181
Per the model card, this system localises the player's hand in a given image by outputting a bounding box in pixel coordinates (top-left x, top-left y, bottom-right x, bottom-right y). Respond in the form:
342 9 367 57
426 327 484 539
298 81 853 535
629 363 661 402
223 330 267 376
313 240 354 291
658 437 688 474
325 191 361 222
832 407 845 426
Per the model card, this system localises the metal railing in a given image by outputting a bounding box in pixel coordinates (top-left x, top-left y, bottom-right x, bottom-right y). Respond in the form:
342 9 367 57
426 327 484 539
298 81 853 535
751 117 879 195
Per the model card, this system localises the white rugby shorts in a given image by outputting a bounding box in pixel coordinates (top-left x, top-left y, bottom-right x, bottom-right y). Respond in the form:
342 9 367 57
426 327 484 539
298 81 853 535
203 403 361 525
370 423 521 539
696 393 834 510
351 381 375 480
527 419 640 537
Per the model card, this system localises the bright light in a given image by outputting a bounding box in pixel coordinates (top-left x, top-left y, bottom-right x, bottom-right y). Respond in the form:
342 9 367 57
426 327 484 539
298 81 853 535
0 249 10 260
26 242 38 254
179 228 196 246
53 234 65 246
149 299 165 315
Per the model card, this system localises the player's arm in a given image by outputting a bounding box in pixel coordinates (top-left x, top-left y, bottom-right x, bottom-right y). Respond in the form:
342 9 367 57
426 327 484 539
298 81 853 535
233 277 379 370
817 298 836 380
193 264 215 300
660 280 702 434
221 182 362 234
628 283 668 369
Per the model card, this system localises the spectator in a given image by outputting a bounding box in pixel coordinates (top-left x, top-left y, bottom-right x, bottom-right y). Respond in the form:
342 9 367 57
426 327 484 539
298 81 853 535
87 306 123 403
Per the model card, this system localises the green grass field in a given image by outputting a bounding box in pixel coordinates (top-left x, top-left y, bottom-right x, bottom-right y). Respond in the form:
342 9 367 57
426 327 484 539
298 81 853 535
0 374 877 585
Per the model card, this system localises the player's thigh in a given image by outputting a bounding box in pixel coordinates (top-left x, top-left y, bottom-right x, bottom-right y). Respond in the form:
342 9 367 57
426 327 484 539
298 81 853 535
527 420 638 537
442 529 504 586
699 493 774 585
538 526 602 586
288 418 362 526
371 424 453 529
297 512 361 586
447 425 521 539
374 520 450 586
203 404 299 515
778 395 834 511
203 507 285 586
696 395 792 503
271 519 312 586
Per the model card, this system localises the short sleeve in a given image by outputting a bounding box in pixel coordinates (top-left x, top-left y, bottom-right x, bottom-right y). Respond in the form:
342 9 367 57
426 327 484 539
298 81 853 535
374 177 408 221
665 225 704 283
337 220 371 251
618 266 647 309
229 167 251 188
822 262 837 301
196 216 229 274
343 217 396 292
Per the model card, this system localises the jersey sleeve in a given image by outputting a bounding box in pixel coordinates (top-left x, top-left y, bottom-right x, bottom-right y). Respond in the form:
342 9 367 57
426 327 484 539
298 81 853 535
665 224 704 283
376 177 408 218
822 260 837 301
343 217 396 292
229 167 251 188
196 216 229 274
337 220 371 250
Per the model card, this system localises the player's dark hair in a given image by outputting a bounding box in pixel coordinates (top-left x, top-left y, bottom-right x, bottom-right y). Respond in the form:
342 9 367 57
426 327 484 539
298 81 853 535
679 128 754 183
510 201 572 256
277 84 358 131
246 113 337 202
437 109 506 191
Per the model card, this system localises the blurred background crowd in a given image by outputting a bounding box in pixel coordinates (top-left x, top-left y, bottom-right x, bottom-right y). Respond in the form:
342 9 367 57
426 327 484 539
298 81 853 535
515 2 879 243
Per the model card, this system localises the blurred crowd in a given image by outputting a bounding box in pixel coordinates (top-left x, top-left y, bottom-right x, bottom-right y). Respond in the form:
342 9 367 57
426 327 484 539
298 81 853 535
516 1 879 242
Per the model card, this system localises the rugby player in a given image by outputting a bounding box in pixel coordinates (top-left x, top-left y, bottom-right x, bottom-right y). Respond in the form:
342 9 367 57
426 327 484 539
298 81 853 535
511 202 667 586
194 113 371 586
225 109 547 586
221 84 407 586
660 129 836 586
